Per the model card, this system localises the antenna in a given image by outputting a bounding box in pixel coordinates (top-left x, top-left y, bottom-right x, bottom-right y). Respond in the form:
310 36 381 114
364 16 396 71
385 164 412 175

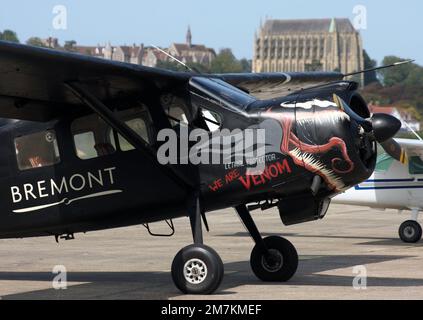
403 120 423 141
151 45 198 73
344 59 415 78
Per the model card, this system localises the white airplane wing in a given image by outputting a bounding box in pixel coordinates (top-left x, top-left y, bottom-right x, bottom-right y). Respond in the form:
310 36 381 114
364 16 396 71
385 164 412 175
396 138 423 158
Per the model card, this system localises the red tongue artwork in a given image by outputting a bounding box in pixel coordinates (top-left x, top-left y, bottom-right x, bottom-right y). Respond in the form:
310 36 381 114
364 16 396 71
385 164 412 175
275 114 354 191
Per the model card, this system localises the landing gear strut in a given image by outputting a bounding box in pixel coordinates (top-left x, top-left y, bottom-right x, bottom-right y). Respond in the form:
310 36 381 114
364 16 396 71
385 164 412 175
171 193 224 294
399 209 422 243
235 205 298 282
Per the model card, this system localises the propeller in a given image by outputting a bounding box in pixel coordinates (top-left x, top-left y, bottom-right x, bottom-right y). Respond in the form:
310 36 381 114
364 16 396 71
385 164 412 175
371 113 407 164
333 94 406 164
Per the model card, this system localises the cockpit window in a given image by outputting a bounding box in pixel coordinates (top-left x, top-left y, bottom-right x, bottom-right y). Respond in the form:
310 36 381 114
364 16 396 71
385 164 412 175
15 130 60 170
409 156 423 175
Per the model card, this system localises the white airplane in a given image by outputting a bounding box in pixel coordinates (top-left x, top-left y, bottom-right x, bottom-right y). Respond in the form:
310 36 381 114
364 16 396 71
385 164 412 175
334 138 423 243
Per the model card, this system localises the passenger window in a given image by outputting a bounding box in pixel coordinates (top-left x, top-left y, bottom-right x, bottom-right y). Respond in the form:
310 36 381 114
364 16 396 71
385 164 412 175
72 115 116 160
15 130 60 170
115 117 149 152
409 156 423 175
111 107 152 152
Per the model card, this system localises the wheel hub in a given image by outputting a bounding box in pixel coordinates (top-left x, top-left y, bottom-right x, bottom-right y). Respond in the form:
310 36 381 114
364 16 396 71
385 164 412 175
183 258 208 284
262 249 283 273
404 226 416 238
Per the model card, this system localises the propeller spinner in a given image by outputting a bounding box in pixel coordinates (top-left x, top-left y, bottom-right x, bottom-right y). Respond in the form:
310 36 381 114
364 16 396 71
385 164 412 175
333 94 406 164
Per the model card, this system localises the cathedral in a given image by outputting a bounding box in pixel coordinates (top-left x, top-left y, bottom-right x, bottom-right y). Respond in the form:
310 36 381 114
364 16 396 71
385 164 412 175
253 18 364 83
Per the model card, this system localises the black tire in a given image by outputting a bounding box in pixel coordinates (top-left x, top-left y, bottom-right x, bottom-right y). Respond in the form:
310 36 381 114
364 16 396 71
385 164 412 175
250 236 298 282
171 244 224 295
399 220 422 243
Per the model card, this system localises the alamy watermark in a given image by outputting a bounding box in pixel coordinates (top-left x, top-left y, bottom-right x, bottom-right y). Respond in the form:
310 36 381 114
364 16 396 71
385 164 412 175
352 265 367 290
157 127 267 174
52 5 67 30
52 265 67 290
353 5 367 30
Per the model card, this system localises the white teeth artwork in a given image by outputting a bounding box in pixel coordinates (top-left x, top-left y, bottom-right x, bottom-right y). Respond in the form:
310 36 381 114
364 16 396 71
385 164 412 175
296 110 350 127
289 147 346 191
281 99 338 109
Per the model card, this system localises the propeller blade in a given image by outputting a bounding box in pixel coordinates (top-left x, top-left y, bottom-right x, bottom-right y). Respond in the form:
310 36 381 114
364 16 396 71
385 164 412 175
380 139 408 164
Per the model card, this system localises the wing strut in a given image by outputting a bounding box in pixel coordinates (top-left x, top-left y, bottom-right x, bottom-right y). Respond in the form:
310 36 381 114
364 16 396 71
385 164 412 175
65 82 196 190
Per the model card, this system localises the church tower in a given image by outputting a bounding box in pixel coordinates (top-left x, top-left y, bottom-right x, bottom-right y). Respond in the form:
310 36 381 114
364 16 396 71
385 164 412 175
186 25 192 47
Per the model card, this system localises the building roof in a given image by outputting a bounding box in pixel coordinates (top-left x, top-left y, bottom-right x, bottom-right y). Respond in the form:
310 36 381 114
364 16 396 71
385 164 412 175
261 18 356 34
117 45 143 57
172 43 213 53
74 46 103 56
369 105 397 115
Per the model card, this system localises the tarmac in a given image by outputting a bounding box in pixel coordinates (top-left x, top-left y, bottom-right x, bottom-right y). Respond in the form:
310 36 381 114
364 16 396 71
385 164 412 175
0 204 423 300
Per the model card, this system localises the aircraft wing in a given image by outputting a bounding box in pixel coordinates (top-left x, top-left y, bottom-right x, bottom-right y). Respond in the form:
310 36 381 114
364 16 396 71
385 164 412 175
396 139 423 158
215 72 344 99
0 41 191 121
0 41 346 122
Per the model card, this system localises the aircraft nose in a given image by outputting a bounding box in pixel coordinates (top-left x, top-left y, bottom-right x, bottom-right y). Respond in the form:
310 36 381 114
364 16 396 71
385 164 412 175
371 113 402 143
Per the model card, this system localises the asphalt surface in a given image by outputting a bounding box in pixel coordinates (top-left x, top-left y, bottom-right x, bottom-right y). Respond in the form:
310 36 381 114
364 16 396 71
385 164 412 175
0 204 422 300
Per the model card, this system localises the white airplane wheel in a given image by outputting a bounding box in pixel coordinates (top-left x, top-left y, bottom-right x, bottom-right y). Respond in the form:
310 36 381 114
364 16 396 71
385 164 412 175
399 220 423 243
171 244 224 294
250 236 298 282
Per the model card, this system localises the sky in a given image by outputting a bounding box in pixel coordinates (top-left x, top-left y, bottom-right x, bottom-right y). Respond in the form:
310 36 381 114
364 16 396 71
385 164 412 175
0 0 421 65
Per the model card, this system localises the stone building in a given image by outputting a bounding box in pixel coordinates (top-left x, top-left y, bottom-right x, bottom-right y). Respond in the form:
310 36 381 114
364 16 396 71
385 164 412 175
168 26 216 66
103 43 144 65
253 18 364 83
55 26 215 68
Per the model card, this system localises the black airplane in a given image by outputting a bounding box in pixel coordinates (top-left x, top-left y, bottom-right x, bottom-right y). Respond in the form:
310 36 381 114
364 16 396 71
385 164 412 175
0 41 404 295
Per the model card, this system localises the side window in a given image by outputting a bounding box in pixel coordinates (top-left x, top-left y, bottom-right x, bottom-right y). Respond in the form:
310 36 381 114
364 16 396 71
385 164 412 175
72 115 116 160
111 106 152 152
115 117 149 152
15 130 60 170
200 109 222 132
409 156 423 175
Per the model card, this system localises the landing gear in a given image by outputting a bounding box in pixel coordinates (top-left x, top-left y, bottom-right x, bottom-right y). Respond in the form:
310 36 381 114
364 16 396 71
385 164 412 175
399 220 422 243
399 209 422 243
171 192 224 295
236 205 298 282
171 244 224 294
250 236 298 282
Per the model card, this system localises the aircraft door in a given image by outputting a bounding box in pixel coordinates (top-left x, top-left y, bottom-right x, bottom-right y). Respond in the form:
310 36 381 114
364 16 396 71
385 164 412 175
407 155 423 208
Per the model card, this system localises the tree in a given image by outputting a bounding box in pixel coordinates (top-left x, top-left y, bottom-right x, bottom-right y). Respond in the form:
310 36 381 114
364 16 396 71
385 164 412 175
363 50 379 86
240 58 252 73
210 48 243 73
64 40 77 51
379 56 417 86
156 60 210 73
26 37 46 47
404 67 423 86
0 29 19 43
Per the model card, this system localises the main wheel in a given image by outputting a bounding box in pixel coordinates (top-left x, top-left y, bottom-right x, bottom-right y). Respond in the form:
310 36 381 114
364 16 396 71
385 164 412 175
250 236 298 282
171 244 224 295
399 220 422 243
